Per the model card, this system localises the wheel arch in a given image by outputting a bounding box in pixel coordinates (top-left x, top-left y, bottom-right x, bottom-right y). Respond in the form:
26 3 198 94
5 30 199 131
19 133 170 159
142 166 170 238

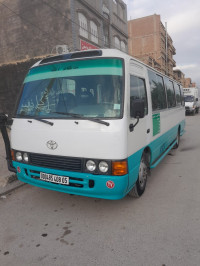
143 146 151 165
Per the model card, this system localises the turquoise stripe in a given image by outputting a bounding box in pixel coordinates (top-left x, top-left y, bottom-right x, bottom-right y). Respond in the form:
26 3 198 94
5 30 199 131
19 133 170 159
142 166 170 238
13 162 129 200
150 139 177 169
127 120 185 190
24 67 122 83
149 120 185 164
24 58 123 83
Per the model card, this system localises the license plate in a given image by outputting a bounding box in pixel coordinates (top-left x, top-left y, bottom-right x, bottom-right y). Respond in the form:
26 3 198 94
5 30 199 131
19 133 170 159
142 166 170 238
40 172 69 185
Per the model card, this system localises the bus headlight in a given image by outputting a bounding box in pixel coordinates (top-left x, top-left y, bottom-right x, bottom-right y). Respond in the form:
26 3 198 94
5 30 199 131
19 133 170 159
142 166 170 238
86 160 96 172
99 161 109 173
23 153 29 162
16 152 22 161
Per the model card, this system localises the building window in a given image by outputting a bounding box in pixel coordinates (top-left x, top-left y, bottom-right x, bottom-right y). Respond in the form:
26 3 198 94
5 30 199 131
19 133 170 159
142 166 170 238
90 21 98 44
121 41 126 52
103 26 109 46
114 36 120 49
118 4 123 20
78 13 88 39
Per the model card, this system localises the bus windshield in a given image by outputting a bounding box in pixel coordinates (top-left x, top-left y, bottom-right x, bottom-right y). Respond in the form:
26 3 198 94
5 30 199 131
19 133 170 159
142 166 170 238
16 58 124 119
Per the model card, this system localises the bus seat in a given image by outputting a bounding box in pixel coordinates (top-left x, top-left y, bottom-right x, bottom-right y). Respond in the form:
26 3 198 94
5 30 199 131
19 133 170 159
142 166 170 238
77 91 94 105
57 93 76 112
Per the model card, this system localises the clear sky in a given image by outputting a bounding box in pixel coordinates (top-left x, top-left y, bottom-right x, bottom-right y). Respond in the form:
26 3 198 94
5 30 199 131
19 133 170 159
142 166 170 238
124 0 200 87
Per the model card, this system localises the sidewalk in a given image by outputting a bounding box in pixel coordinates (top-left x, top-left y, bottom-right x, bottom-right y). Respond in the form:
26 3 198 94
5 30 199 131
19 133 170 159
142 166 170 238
0 132 24 195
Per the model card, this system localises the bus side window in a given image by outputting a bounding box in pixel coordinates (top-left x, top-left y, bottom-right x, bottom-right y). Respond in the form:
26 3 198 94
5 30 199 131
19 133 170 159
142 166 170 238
174 83 182 106
130 75 148 116
164 78 176 108
179 85 185 106
148 70 167 111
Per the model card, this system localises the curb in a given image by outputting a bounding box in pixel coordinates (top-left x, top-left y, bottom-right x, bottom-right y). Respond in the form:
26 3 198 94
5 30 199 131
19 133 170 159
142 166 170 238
0 175 25 196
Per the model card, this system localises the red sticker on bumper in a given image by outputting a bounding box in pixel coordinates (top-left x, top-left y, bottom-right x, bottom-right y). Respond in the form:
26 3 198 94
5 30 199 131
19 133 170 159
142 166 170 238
106 180 115 189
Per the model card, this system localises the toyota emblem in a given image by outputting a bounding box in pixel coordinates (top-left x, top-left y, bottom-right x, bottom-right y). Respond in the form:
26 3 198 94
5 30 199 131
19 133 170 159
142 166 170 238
46 140 58 150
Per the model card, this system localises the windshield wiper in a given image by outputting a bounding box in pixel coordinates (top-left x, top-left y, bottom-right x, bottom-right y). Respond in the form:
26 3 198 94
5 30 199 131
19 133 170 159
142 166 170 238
53 112 110 126
16 115 54 126
31 117 54 126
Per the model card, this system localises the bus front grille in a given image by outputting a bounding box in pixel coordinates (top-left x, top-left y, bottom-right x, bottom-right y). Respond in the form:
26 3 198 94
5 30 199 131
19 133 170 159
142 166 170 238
29 153 82 172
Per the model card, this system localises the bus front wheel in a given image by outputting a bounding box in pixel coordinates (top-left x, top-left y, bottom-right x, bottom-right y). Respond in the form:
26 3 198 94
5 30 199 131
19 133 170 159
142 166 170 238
128 154 148 198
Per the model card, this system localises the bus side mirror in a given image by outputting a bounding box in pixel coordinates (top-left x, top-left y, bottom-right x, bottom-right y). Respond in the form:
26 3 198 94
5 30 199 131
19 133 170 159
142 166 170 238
0 113 8 127
0 113 13 126
130 98 145 118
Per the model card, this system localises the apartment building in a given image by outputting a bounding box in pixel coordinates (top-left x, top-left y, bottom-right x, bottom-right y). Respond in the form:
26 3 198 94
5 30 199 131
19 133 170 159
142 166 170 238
183 78 196 88
173 69 185 86
0 0 128 64
128 14 176 78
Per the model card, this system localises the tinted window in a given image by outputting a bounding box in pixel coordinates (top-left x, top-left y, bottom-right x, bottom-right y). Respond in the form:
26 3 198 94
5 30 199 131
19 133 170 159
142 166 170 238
148 70 167 111
130 75 148 116
180 86 185 105
184 95 194 102
174 83 182 106
164 78 176 108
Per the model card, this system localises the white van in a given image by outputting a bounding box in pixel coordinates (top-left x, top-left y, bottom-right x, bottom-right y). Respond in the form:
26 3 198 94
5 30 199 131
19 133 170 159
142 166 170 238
183 87 199 115
2 49 185 199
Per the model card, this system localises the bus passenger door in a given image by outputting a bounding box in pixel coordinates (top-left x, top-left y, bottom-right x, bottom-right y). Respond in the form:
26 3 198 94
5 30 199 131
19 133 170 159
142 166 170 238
127 74 151 187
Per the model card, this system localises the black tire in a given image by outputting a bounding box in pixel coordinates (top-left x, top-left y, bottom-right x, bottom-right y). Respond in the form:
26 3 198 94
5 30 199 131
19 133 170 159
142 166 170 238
173 129 180 149
128 154 148 198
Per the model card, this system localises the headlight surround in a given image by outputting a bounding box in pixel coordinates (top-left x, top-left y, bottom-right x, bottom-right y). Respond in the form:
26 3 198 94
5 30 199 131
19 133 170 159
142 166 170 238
84 159 111 175
16 152 22 161
99 161 109 173
86 160 96 172
14 151 29 163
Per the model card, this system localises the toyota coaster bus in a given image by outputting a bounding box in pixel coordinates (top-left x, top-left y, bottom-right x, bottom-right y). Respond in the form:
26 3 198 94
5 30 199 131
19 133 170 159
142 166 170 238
0 49 185 199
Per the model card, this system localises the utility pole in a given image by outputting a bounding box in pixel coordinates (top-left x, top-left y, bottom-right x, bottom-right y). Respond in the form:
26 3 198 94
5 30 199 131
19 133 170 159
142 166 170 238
165 22 168 76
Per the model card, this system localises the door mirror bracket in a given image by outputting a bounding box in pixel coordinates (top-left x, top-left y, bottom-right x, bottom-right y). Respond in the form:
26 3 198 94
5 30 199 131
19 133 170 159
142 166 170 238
129 99 145 132
129 117 140 132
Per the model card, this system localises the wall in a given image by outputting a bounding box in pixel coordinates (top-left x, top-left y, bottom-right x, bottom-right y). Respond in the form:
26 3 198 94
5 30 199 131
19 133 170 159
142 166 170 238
0 58 43 115
0 0 71 64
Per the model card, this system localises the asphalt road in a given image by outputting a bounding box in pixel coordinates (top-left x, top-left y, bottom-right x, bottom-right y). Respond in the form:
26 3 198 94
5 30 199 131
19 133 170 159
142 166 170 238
0 114 200 266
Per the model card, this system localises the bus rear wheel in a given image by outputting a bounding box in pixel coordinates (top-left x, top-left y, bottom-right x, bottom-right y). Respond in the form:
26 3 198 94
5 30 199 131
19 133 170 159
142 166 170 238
128 154 148 198
173 129 180 149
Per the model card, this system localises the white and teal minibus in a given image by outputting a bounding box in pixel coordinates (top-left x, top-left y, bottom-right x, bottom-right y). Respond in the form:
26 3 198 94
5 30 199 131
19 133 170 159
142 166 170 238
3 49 185 199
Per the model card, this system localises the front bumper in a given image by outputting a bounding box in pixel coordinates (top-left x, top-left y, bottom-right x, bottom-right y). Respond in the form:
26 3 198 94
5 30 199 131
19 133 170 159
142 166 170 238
185 107 195 113
13 161 129 200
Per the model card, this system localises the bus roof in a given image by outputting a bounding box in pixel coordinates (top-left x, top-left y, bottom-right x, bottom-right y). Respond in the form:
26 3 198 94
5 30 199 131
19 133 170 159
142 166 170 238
31 49 182 86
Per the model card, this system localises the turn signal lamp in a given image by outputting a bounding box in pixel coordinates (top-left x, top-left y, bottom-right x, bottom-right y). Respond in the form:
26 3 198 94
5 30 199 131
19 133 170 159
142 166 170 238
11 150 15 161
112 160 128 176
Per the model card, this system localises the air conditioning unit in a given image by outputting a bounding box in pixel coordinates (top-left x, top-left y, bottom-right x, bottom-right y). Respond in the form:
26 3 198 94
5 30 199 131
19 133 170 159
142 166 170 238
56 45 69 54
